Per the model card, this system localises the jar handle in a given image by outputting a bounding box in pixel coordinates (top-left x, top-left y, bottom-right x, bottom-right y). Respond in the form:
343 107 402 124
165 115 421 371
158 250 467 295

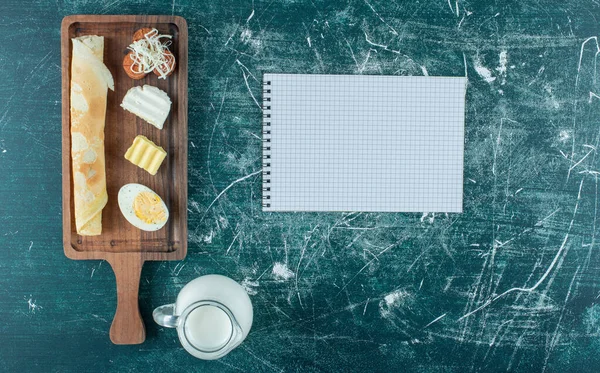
153 303 179 328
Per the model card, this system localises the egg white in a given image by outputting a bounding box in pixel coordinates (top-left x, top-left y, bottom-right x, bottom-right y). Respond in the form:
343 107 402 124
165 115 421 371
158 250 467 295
118 183 169 231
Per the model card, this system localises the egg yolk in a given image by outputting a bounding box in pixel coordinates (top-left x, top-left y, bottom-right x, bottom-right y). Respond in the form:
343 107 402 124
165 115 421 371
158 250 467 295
133 191 167 224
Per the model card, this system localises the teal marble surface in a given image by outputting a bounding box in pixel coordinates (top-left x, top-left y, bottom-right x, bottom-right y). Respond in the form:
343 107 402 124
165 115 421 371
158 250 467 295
2 0 600 371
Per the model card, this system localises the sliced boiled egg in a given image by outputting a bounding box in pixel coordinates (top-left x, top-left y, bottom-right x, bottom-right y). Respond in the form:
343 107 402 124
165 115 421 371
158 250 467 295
118 183 169 231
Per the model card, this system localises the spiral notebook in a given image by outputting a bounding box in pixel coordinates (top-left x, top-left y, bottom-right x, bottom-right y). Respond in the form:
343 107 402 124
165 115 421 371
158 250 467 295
262 74 467 212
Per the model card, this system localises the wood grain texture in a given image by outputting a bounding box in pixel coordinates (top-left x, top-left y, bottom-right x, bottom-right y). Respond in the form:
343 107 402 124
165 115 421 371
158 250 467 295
61 15 188 344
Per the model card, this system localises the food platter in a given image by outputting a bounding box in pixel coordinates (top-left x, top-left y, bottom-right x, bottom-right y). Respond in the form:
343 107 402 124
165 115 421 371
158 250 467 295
61 15 188 344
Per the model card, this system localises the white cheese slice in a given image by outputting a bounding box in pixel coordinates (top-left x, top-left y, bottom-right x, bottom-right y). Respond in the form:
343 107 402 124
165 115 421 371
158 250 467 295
121 85 172 129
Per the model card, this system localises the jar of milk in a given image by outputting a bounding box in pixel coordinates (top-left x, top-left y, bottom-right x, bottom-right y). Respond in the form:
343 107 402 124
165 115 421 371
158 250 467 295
153 274 253 360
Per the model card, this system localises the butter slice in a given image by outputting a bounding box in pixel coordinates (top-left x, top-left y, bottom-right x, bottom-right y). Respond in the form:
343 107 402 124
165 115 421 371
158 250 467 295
125 135 167 175
121 85 171 129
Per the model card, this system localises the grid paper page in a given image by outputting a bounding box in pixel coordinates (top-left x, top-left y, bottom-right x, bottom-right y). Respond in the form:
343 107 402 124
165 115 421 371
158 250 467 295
262 74 467 212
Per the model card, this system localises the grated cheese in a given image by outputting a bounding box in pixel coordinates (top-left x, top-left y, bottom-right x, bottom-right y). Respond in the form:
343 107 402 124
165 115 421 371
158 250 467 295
127 29 174 79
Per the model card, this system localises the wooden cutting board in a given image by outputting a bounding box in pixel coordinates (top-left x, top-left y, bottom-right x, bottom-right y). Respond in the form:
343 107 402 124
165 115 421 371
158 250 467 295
61 15 188 345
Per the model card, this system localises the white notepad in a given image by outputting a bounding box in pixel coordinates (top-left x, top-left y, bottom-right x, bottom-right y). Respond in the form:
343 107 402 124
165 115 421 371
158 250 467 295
262 74 467 212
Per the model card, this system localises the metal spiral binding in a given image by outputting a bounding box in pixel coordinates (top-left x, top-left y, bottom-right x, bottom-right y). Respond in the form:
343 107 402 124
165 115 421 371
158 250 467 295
262 80 272 208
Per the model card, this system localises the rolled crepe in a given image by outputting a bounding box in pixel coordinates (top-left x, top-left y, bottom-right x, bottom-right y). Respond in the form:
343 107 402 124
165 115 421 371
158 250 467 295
70 36 114 235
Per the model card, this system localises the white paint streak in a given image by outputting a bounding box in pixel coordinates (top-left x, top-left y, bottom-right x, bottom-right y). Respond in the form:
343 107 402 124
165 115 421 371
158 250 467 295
542 265 580 372
294 225 319 308
496 50 508 85
424 313 447 328
447 0 459 17
420 212 435 224
363 31 401 54
240 68 261 109
203 230 215 244
218 216 229 229
236 59 258 82
473 58 496 83
335 241 399 296
272 262 295 281
227 230 242 254
27 297 41 313
246 9 255 23
189 200 201 213
384 289 409 306
363 0 398 35
359 48 376 74
458 13 466 28
569 147 595 173
241 278 259 296
172 262 186 276
203 169 262 216
576 36 600 87
240 28 252 43
239 28 262 51
379 289 410 318
458 179 584 321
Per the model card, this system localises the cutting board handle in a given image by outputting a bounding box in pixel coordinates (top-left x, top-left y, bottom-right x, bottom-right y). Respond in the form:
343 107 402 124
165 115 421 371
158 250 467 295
107 254 146 344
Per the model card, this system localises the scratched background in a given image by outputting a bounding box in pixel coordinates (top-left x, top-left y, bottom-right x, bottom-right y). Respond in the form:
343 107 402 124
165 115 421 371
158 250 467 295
1 0 600 372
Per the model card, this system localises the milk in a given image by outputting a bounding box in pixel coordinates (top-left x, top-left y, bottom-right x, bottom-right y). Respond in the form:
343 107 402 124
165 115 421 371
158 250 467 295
184 305 233 351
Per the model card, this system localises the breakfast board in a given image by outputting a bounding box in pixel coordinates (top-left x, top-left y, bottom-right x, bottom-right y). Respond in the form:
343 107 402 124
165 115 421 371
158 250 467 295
61 15 188 344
